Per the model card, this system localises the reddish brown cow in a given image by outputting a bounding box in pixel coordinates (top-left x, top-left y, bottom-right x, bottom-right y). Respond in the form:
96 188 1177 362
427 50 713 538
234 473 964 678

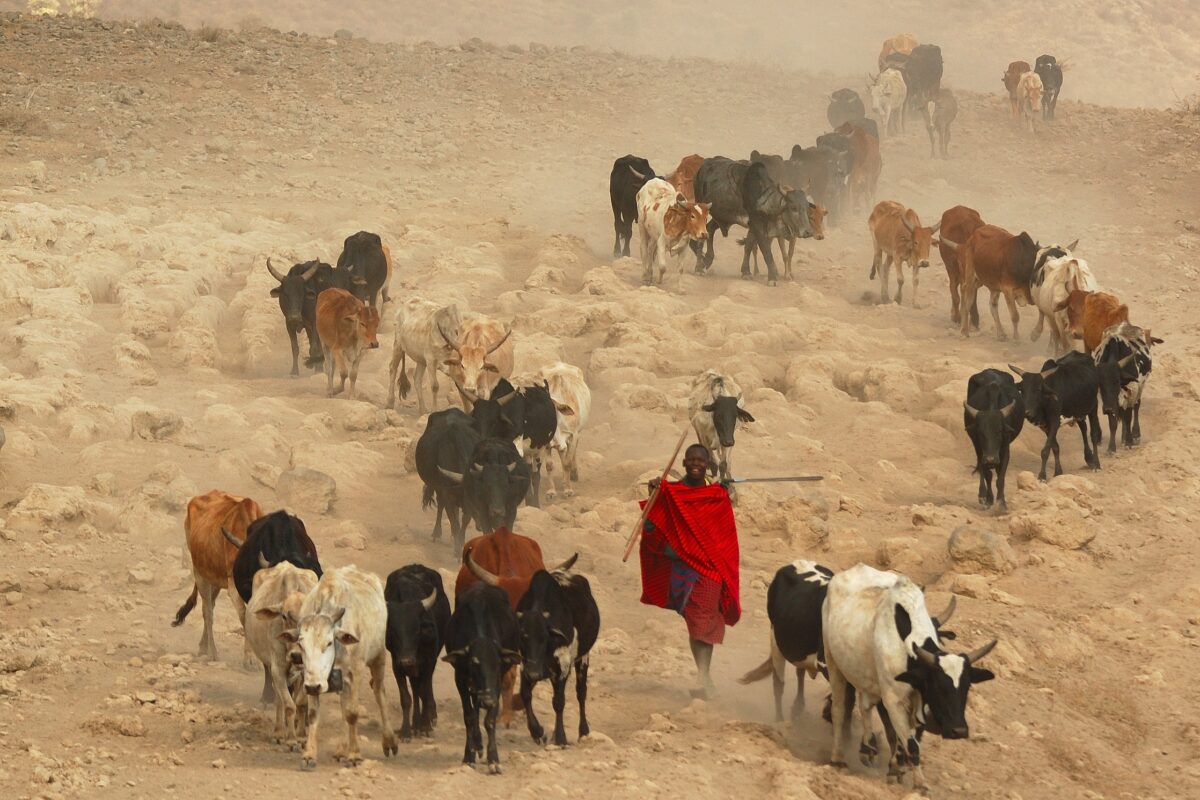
1057 290 1130 352
937 205 986 328
1004 61 1031 118
667 154 705 203
868 201 939 307
878 33 919 71
315 287 381 399
173 490 263 660
959 224 1040 339
835 123 882 212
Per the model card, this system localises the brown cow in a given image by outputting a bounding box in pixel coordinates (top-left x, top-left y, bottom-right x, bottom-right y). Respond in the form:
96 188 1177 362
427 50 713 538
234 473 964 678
868 201 939 307
835 122 882 213
173 490 263 660
937 205 985 328
315 287 381 399
442 316 516 401
667 154 705 203
1004 61 1031 118
878 33 919 72
959 224 1040 339
1057 290 1129 352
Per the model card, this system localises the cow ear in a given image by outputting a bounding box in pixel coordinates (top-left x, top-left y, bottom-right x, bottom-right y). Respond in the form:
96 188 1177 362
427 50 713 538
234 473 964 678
554 402 575 416
269 287 282 298
501 648 522 667
938 629 957 641
701 403 715 412
549 628 568 641
336 630 359 646
894 670 921 688
277 629 299 644
256 605 284 621
969 667 996 683
737 409 756 423
442 649 466 666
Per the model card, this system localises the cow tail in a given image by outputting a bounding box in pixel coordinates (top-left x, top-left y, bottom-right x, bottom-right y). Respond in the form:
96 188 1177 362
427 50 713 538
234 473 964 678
421 483 435 510
398 352 411 399
738 657 775 685
172 584 199 627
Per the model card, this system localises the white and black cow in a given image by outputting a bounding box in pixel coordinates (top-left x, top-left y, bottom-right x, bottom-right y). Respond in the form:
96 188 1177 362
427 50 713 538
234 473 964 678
688 370 755 481
1093 322 1157 452
823 564 996 791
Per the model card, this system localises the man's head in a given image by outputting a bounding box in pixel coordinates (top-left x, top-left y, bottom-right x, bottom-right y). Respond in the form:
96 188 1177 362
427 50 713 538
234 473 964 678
683 444 711 481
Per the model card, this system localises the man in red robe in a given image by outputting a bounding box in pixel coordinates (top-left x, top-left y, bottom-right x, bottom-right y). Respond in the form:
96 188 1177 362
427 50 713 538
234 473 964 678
639 444 741 698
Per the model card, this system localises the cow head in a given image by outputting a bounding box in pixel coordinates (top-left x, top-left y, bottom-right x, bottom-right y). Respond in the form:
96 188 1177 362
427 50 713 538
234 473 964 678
280 606 355 696
1009 363 1060 422
268 258 319 325
341 302 381 349
1096 351 1137 416
807 203 828 240
443 635 520 709
900 216 939 269
702 395 755 449
1053 289 1091 339
442 327 511 399
781 190 814 240
254 590 309 660
963 398 1021 468
515 568 575 682
897 638 996 739
457 440 530 532
663 195 711 247
458 380 521 441
385 588 439 672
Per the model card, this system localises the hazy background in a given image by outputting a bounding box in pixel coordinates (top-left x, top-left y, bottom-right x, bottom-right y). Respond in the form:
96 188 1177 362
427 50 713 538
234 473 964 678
5 0 1199 108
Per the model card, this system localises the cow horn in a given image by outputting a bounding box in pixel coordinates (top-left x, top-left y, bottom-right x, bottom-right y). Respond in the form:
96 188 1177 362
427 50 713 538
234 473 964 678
915 646 939 667
628 164 646 180
552 553 579 572
1066 238 1079 251
496 391 517 408
963 402 979 419
965 639 998 663
506 461 518 473
929 221 942 234
940 238 959 251
266 257 286 283
931 596 956 628
221 527 245 548
439 327 462 355
438 467 464 484
1118 353 1135 368
300 262 319 281
486 328 512 356
455 382 475 413
1001 400 1018 418
1008 364 1027 377
1040 366 1059 379
464 549 500 587
258 551 270 569
421 588 438 611
902 216 915 234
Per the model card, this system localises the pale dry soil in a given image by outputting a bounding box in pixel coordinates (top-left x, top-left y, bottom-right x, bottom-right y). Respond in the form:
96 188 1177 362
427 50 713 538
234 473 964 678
1 13 1200 800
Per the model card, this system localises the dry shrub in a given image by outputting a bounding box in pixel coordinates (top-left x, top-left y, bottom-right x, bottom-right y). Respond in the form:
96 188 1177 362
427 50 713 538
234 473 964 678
197 24 225 43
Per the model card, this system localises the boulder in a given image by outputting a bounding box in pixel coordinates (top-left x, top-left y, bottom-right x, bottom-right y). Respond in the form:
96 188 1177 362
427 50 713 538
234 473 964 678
8 484 91 531
1009 510 1096 550
130 410 184 441
332 520 369 551
276 467 337 514
947 525 1017 574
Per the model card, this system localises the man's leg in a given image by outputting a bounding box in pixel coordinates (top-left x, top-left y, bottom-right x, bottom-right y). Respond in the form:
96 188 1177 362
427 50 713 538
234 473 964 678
689 638 715 698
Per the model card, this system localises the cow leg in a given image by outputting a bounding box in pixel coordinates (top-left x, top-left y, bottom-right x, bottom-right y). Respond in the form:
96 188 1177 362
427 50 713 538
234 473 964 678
880 255 893 304
1130 403 1141 446
288 325 301 377
261 663 275 704
784 236 796 281
267 661 294 744
997 443 1012 513
977 464 992 508
1031 309 1046 343
739 233 754 279
655 237 671 286
1003 291 1021 340
926 119 936 158
431 495 444 542
330 349 348 397
323 345 336 394
791 666 806 722
338 669 362 766
1106 412 1119 455
942 123 952 158
550 669 569 747
484 697 502 774
455 670 480 765
500 665 518 727
1046 418 1063 479
449 503 465 553
421 669 438 734
370 655 398 757
565 435 581 489
346 351 363 400
576 655 590 739
870 240 882 281
986 290 1006 340
895 258 906 305
411 360 428 413
300 690 321 769
520 672 546 744
826 661 850 767
1088 409 1102 468
613 216 623 259
543 449 560 501
394 663 413 741
197 579 220 660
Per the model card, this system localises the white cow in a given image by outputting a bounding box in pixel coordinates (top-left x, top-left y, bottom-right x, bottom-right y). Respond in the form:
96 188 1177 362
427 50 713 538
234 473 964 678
386 297 463 413
869 68 908 136
636 177 711 289
1029 242 1090 353
531 362 591 500
823 564 996 791
1018 71 1044 134
687 370 754 481
281 565 397 769
246 561 318 747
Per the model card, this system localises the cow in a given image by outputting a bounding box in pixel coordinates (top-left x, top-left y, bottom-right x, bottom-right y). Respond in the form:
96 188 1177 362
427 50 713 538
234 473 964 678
823 564 996 791
636 177 711 289
226 510 322 606
904 44 943 113
415 407 481 549
516 560 600 747
1029 244 1090 354
1035 54 1064 121
745 194 826 282
666 153 704 203
827 88 867 130
246 562 319 747
964 370 1025 511
868 201 939 307
958 224 1040 339
386 297 462 414
460 437 533 536
609 154 655 258
789 144 847 224
1003 60 1031 119
835 122 882 213
688 370 754 481
924 89 958 159
936 205 985 329
384 564 451 741
1057 289 1129 353
1018 71 1044 134
1093 322 1159 452
443 582 522 774
515 381 560 508
336 230 391 309
441 315 515 400
280 565 397 769
267 258 323 376
173 490 263 661
868 69 908 137
460 377 524 445
531 362 591 500
878 33 919 72
315 288 381 399
1010 351 1102 480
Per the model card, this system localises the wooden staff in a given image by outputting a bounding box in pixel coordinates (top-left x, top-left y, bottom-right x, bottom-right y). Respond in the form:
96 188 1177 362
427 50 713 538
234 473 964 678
622 424 692 563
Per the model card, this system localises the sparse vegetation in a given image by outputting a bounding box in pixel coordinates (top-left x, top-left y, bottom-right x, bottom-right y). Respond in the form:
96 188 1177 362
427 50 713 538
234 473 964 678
197 24 225 43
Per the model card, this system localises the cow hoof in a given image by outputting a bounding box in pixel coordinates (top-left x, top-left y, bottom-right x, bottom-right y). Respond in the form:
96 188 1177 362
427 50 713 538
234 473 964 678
383 737 398 757
301 757 317 771
830 760 849 770
562 488 575 498
488 763 502 775
1037 473 1048 483
768 280 778 287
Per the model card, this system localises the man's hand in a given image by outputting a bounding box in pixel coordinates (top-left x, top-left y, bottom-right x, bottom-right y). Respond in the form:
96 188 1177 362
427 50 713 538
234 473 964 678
647 477 661 492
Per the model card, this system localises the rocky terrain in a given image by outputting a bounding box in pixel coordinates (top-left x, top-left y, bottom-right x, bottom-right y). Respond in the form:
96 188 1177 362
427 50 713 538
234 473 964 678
1 10 1199 800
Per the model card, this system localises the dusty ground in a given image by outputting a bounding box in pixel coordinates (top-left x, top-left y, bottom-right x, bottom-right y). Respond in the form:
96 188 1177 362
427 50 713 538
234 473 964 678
2 11 1200 800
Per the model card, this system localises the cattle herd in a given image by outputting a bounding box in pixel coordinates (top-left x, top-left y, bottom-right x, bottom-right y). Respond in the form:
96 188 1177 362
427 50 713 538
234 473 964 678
176 31 1159 793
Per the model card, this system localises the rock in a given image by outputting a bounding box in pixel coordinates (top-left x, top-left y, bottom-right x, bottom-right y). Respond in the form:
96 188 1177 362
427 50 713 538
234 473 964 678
127 565 155 585
951 573 990 599
130 410 184 441
8 484 91 531
341 402 383 432
4 591 21 606
333 28 353 39
876 536 923 573
911 504 937 526
947 525 1017 574
82 715 146 738
276 467 337 513
332 520 368 551
1016 471 1039 490
134 691 157 704
1009 511 1096 550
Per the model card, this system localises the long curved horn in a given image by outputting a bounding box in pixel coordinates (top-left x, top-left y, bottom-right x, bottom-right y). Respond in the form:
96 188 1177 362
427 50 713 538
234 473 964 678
258 551 270 569
1040 366 1059 379
1117 353 1135 369
439 326 462 355
486 328 512 356
266 257 286 283
221 527 245 548
465 549 500 587
931 596 956 628
902 216 915 234
300 262 319 281
552 553 579 572
1001 400 1018 418
627 164 646 180
915 647 939 667
963 402 979 419
965 639 998 663
421 588 438 611
496 391 517 408
455 382 475 413
940 238 959 251
1008 363 1027 377
929 221 942 234
438 467 464 484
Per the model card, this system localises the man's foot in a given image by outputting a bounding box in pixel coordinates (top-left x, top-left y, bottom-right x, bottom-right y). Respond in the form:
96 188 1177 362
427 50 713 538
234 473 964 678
688 685 716 700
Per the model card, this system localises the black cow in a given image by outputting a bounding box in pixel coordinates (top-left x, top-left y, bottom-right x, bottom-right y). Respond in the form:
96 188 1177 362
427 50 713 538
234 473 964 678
516 561 600 746
461 378 524 443
814 133 856 196
518 381 558 508
384 564 452 741
415 408 482 550
609 154 655 258
789 144 846 224
827 88 866 130
1094 330 1153 452
443 582 522 774
336 230 390 309
1034 55 1063 121
963 369 1025 511
267 258 323 376
693 157 809 285
460 437 532 534
903 44 944 114
1010 351 1101 481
